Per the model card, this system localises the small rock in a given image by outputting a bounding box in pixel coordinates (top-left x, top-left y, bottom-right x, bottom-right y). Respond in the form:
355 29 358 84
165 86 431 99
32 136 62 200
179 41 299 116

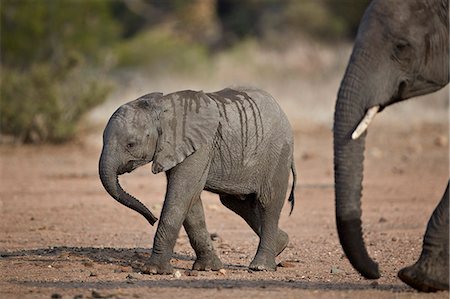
82 261 93 267
392 237 398 242
58 252 70 259
114 266 132 273
91 290 104 298
184 270 199 277
277 261 295 268
330 267 343 274
434 135 448 147
370 281 379 287
51 294 62 299
89 272 97 277
210 233 221 241
173 270 182 278
301 152 312 160
218 269 227 275
392 166 404 175
378 217 387 223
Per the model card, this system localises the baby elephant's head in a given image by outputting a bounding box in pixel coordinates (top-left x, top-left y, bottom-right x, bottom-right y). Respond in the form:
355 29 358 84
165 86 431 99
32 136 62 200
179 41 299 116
98 92 163 226
98 89 220 226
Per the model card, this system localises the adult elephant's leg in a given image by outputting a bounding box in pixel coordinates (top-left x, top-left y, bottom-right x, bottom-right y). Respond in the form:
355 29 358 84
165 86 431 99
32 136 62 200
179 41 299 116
398 182 449 292
183 196 223 271
143 148 211 274
219 194 289 256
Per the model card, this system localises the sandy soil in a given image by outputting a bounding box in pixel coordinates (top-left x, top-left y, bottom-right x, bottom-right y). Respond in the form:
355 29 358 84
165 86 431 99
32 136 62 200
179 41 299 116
1 115 448 298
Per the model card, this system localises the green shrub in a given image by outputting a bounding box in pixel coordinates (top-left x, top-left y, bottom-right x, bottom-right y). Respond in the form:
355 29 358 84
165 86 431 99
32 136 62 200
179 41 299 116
0 63 111 143
115 28 210 74
0 0 119 143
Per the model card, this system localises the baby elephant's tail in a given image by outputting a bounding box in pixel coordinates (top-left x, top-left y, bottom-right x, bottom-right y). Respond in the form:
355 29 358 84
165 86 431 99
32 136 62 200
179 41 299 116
288 161 297 215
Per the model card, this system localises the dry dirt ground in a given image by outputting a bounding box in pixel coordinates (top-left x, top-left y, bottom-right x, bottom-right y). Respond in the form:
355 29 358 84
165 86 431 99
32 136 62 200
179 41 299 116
1 116 448 298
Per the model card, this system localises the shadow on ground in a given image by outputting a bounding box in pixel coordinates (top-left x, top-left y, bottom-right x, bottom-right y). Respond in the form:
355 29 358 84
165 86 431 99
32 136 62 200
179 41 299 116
1 246 412 293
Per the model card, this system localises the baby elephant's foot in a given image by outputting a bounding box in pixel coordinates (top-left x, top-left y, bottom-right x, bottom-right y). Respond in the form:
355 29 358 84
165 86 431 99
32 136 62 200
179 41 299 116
249 252 277 271
276 230 289 256
141 260 173 275
193 254 223 271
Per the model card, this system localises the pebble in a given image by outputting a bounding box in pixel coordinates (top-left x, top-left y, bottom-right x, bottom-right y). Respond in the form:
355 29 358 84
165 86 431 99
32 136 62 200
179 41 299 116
210 233 221 241
370 281 379 287
378 217 387 223
51 294 62 299
91 290 116 298
82 261 93 267
434 135 448 147
301 152 312 160
330 267 343 274
173 270 182 278
218 269 227 275
277 261 295 268
114 266 132 273
184 270 199 277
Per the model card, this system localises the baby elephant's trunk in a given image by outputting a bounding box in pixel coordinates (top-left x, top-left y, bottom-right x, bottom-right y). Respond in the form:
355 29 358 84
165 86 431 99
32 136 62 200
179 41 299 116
99 151 158 226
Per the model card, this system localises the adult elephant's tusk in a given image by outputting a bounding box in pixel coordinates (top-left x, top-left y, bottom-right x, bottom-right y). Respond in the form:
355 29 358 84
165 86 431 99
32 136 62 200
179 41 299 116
352 106 380 140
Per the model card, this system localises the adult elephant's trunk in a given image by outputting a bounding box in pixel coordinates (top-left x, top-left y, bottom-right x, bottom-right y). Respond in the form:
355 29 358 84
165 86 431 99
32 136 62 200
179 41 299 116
99 150 158 226
333 52 380 279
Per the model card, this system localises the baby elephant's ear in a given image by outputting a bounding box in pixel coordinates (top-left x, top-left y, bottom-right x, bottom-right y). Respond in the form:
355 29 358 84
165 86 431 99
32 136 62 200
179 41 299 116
152 90 219 173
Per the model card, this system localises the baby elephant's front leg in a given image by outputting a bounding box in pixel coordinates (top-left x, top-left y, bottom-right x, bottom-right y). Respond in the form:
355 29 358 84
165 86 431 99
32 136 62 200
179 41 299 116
142 150 211 274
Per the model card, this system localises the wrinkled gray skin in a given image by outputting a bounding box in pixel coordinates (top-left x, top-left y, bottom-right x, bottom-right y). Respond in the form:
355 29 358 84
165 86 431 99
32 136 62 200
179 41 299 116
99 87 296 274
334 0 448 292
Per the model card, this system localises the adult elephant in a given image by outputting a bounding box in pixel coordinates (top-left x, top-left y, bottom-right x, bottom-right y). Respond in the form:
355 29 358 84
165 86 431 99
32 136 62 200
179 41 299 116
333 0 448 292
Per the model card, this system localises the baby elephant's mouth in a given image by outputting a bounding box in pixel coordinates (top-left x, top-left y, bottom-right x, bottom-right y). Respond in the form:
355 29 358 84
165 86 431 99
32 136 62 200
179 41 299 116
118 160 148 175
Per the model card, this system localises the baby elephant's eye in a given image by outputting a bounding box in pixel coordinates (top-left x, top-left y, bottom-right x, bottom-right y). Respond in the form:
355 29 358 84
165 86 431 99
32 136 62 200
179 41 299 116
127 142 136 149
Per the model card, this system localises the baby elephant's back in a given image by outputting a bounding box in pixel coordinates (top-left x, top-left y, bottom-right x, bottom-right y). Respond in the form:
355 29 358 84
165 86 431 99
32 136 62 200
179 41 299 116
207 87 293 170
207 87 292 143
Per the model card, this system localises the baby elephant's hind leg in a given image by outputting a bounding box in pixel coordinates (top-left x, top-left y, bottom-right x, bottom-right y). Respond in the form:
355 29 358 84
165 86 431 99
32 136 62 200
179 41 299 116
184 196 223 271
220 194 289 258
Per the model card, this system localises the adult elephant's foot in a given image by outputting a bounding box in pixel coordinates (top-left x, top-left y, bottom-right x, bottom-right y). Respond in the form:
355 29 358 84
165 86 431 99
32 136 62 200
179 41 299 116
276 230 289 256
193 253 223 271
398 252 449 292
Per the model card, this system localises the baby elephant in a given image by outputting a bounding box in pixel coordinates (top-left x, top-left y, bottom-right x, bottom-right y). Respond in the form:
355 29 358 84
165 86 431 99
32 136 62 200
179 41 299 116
99 87 296 274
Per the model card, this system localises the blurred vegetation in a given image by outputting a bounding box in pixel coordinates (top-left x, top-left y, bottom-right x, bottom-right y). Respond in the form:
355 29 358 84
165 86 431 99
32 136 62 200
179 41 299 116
1 0 370 144
1 0 117 143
